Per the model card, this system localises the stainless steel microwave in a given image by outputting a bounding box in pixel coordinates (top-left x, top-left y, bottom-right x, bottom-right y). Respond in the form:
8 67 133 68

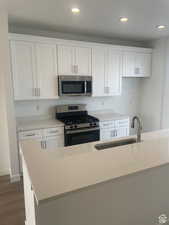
58 75 92 96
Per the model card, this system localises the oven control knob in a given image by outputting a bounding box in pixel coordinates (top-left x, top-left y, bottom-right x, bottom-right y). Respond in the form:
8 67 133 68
74 125 77 129
70 125 73 129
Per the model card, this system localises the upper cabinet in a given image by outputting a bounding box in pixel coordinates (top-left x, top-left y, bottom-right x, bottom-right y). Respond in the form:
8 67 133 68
10 41 36 100
123 51 152 77
10 40 58 100
58 45 92 76
35 43 58 99
9 34 152 101
92 46 122 97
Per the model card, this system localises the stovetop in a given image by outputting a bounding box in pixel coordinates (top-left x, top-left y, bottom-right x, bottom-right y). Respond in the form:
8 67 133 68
56 110 99 130
59 115 98 125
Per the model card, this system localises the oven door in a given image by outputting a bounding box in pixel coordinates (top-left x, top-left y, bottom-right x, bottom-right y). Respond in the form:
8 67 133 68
65 127 100 146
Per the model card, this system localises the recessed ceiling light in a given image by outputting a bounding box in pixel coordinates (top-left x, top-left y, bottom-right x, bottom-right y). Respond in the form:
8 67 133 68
120 17 128 23
156 25 166 29
71 7 80 14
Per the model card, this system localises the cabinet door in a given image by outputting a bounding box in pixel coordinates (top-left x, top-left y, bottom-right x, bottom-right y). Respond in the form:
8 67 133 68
142 53 152 77
116 127 129 138
75 47 92 76
123 52 152 77
100 128 117 141
106 49 122 95
36 43 58 99
92 47 107 96
10 41 36 100
58 45 75 75
123 52 135 77
45 135 64 150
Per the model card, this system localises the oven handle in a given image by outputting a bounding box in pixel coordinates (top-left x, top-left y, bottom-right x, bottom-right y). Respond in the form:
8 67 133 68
84 80 87 94
66 127 100 134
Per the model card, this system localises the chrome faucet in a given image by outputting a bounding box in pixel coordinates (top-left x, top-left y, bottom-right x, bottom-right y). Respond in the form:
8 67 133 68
131 116 142 142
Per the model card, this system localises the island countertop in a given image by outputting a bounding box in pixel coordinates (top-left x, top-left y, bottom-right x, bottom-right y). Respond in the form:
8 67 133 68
20 129 169 204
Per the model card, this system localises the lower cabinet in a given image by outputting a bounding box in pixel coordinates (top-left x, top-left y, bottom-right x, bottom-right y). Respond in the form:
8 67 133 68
100 119 129 141
18 127 64 172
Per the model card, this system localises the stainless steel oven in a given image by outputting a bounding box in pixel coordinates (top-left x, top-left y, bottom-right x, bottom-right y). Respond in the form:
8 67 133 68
58 75 92 96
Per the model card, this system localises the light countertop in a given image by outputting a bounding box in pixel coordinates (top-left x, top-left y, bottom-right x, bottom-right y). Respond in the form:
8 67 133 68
16 116 64 132
21 129 169 204
89 110 129 121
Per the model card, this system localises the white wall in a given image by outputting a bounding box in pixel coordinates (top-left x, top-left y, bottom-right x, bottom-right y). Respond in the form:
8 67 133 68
15 78 141 124
139 39 166 132
139 38 169 132
0 12 20 180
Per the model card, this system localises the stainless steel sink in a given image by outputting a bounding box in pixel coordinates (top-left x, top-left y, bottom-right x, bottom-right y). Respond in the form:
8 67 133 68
95 138 137 151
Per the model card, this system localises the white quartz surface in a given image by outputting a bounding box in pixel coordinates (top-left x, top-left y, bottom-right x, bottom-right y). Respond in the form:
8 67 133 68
21 129 169 204
89 110 129 121
17 116 64 131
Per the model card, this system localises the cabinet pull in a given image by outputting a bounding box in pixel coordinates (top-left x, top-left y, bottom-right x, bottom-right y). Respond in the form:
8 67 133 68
135 67 140 75
41 141 46 149
74 65 78 74
25 134 35 137
49 130 58 134
38 88 40 97
104 87 109 94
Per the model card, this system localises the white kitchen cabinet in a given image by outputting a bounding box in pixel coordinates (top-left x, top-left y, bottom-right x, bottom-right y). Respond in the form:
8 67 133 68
10 40 58 100
19 127 64 150
45 136 64 150
58 44 92 76
36 43 58 99
100 119 129 141
92 46 122 97
58 45 75 75
75 47 92 75
106 49 122 95
123 51 152 77
10 41 36 100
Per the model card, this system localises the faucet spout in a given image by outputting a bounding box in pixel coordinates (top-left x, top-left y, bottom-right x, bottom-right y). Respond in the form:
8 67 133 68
131 116 142 142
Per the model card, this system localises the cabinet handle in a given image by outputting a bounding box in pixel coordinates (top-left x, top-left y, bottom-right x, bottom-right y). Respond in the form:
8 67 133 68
74 65 78 74
26 134 35 137
35 88 38 97
38 88 40 97
41 141 46 149
104 87 109 94
135 67 140 75
49 130 59 134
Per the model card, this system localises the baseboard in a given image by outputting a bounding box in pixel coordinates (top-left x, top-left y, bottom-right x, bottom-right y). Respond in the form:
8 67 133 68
10 173 21 183
0 169 10 176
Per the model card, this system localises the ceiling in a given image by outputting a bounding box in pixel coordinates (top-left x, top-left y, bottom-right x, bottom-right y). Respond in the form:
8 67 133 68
4 0 169 41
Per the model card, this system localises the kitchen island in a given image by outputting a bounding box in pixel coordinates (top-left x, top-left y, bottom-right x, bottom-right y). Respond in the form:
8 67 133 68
21 129 169 225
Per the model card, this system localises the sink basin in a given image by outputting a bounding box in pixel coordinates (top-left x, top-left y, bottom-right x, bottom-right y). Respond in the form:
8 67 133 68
95 138 137 151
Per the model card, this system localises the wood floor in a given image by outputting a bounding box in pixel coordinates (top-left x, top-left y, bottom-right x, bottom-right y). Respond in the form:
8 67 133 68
0 175 25 225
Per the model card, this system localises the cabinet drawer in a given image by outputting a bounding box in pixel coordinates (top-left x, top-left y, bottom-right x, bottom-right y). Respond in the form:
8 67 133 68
19 130 42 140
44 127 64 137
100 121 115 129
115 119 129 128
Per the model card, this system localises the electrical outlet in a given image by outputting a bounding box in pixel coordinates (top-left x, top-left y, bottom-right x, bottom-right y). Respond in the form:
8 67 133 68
159 214 168 224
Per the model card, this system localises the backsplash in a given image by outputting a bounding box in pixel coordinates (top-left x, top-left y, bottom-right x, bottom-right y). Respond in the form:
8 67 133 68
15 78 141 119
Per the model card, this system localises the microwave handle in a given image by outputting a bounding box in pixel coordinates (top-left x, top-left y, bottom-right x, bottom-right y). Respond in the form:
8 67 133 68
84 81 87 94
